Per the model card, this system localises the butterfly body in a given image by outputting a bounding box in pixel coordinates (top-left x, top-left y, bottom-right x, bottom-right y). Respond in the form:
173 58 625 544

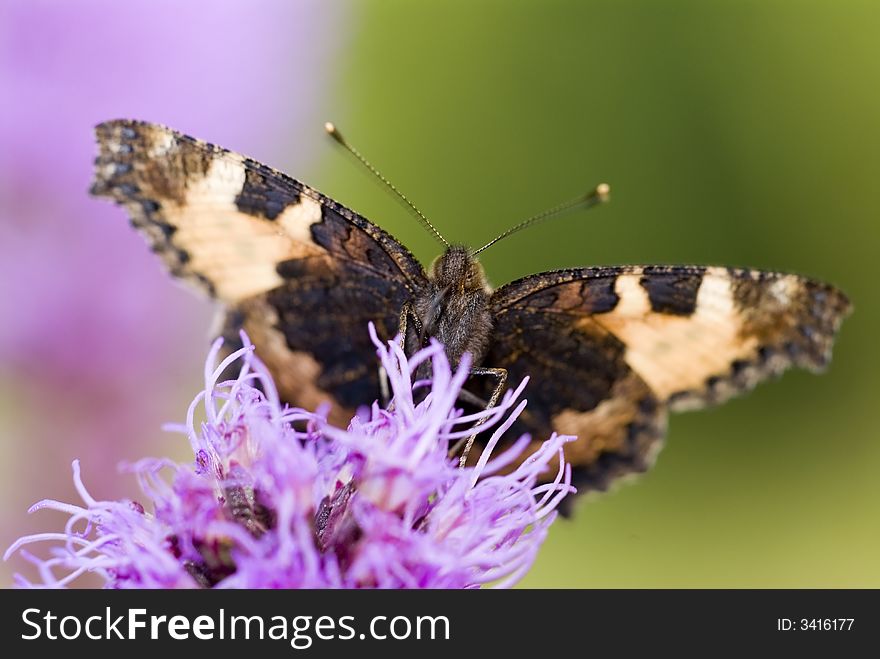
91 120 851 499
411 246 493 368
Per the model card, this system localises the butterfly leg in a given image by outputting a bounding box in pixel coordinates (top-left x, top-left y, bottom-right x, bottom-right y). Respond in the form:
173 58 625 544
397 301 423 352
453 366 508 468
381 301 424 407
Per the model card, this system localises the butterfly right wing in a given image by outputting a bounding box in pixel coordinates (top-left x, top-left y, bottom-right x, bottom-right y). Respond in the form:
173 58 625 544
91 120 428 422
484 266 850 494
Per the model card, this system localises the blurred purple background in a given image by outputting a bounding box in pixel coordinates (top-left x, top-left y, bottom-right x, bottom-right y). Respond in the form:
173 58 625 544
0 0 347 584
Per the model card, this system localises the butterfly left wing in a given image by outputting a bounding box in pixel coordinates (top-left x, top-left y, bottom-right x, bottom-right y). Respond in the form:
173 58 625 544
91 120 429 424
483 265 851 494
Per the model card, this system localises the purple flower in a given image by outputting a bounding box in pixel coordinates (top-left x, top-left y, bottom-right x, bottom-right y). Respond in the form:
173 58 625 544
0 0 341 379
6 326 574 588
0 0 346 585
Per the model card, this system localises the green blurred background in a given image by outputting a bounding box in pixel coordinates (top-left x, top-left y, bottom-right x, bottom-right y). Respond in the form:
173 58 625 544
314 0 877 587
2 0 877 587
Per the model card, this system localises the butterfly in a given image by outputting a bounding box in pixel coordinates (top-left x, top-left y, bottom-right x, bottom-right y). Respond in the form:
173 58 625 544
90 119 851 499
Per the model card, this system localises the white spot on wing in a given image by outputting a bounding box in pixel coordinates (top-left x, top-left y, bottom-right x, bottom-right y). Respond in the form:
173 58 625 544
767 275 798 306
612 270 651 316
185 155 247 201
149 131 176 158
278 195 323 243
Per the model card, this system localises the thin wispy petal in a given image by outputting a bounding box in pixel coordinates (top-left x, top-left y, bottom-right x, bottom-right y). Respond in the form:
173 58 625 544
6 324 572 588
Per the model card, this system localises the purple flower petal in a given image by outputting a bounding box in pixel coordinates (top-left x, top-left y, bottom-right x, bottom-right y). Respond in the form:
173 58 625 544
7 326 575 588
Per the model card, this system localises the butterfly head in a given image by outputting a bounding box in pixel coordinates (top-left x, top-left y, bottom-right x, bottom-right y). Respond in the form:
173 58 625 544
414 246 493 366
430 245 490 294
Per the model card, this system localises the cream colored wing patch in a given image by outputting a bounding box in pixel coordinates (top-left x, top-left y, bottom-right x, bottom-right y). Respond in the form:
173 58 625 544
162 158 326 302
590 266 851 411
92 117 340 303
92 120 427 303
593 268 752 403
91 120 329 303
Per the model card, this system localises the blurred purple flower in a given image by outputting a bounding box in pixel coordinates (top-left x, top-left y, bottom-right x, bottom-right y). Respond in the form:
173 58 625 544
6 327 574 588
0 0 345 583
0 0 340 376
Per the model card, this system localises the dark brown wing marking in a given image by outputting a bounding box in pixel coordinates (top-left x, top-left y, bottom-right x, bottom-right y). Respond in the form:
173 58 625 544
639 265 705 315
91 120 428 422
477 296 666 494
486 265 850 494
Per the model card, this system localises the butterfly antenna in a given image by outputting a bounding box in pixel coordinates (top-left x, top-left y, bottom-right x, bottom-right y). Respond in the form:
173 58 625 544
471 183 610 256
325 122 449 248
